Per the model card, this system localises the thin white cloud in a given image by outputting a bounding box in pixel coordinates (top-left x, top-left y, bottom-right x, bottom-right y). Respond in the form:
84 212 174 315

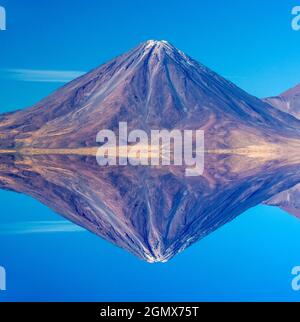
0 221 85 235
1 69 85 83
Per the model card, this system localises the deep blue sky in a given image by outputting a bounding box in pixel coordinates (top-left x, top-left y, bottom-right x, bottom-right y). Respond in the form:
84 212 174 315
1 0 300 302
1 192 300 302
0 0 300 113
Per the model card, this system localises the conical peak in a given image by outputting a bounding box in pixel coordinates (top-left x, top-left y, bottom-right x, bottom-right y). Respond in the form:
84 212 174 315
137 39 196 68
144 39 173 48
141 39 178 57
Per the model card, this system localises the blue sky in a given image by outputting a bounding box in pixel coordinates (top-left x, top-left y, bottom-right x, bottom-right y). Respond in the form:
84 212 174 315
1 191 300 302
1 0 300 301
0 0 300 113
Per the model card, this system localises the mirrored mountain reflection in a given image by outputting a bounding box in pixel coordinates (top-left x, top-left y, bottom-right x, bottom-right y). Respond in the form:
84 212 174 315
2 40 300 262
1 152 300 262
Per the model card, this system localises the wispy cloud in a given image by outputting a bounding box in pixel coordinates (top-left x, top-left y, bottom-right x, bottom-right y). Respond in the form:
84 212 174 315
0 221 85 235
1 69 86 83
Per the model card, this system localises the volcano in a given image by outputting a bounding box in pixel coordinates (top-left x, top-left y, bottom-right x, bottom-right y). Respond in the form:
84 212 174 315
1 40 300 262
1 40 300 150
264 83 300 120
264 84 300 218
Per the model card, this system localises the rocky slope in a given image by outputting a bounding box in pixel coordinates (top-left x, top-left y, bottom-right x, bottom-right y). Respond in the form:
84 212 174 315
264 84 300 120
264 84 300 217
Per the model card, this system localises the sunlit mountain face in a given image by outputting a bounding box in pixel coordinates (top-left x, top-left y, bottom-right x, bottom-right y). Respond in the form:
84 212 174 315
264 84 300 120
1 40 300 262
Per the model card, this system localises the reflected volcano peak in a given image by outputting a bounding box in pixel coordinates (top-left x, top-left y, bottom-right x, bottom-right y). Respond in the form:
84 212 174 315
1 41 300 261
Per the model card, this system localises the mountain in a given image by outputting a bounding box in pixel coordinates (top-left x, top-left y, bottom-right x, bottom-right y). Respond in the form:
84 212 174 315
1 40 300 262
1 40 300 150
264 84 300 120
1 152 300 262
265 183 300 219
264 84 300 217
